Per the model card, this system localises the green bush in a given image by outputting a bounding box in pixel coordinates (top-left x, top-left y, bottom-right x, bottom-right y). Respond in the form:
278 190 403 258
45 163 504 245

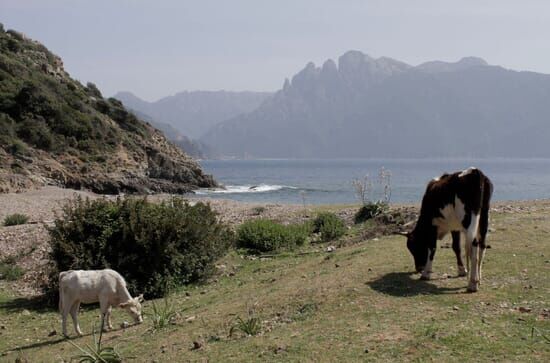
3 213 29 226
47 197 233 300
354 202 388 224
236 219 308 252
312 212 345 241
0 261 25 281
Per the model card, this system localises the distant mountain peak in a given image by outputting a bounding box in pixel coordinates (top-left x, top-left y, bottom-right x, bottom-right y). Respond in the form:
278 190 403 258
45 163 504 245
416 56 489 73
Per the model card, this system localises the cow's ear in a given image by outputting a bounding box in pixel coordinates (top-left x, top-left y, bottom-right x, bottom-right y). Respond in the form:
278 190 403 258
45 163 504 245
137 294 144 303
119 302 130 308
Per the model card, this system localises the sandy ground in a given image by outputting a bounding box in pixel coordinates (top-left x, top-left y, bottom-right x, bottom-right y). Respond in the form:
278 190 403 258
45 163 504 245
0 186 548 296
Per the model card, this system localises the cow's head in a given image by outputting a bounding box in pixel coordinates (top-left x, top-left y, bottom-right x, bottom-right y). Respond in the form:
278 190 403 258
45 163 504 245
119 294 144 324
405 231 430 273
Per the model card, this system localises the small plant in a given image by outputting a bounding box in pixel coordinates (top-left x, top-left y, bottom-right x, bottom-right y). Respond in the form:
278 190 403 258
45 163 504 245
68 321 122 363
230 315 262 337
0 260 25 281
149 296 177 331
236 219 308 252
252 206 266 215
3 213 29 226
312 212 345 241
354 202 388 224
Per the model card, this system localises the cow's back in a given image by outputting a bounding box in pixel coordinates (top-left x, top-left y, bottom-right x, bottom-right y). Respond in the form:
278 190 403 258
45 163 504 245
59 269 120 304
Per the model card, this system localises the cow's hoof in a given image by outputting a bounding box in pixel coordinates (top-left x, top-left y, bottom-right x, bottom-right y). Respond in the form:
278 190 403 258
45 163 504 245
467 283 479 293
420 274 431 281
458 266 467 277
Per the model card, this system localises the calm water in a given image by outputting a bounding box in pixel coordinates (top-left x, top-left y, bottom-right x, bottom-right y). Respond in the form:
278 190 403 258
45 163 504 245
195 159 550 205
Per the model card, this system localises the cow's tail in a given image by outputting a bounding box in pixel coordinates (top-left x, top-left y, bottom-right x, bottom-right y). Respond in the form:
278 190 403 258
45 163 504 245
58 271 68 312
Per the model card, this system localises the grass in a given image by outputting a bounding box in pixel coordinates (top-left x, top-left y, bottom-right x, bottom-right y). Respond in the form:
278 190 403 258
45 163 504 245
3 213 29 226
148 296 178 331
0 202 549 361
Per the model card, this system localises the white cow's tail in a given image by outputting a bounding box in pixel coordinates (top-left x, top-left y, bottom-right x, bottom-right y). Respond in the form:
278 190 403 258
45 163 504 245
58 271 68 312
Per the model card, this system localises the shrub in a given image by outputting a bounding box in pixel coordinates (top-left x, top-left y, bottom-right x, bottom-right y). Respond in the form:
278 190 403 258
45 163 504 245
47 197 233 300
0 261 25 281
236 219 308 252
354 202 388 224
3 213 29 226
312 212 345 241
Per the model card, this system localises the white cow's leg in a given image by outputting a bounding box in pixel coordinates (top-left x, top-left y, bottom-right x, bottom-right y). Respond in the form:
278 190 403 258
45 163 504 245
99 298 110 332
61 302 71 337
106 306 113 330
70 301 83 336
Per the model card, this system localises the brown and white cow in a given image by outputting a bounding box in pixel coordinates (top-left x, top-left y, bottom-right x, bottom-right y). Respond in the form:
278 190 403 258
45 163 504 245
403 167 493 292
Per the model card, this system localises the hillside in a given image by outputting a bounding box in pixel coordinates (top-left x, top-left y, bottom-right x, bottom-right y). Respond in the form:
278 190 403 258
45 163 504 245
201 51 550 158
128 108 215 159
0 26 215 193
114 90 272 139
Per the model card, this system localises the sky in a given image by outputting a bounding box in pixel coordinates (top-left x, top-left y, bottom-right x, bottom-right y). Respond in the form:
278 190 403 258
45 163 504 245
2 0 550 101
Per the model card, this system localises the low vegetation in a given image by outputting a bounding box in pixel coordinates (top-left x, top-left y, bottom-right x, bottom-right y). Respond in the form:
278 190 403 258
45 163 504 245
148 296 178 331
47 197 233 300
68 324 122 363
0 202 549 361
0 258 24 281
3 213 29 226
236 219 309 252
312 212 346 241
354 201 388 224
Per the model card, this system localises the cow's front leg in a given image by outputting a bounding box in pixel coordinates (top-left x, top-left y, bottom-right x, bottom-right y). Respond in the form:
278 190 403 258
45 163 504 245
420 247 436 280
99 299 111 332
106 306 113 330
451 231 467 276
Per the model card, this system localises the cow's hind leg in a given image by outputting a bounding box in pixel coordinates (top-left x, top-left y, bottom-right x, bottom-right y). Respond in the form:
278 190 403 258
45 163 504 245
451 231 467 276
61 300 71 337
70 300 83 336
466 213 481 292
477 205 490 283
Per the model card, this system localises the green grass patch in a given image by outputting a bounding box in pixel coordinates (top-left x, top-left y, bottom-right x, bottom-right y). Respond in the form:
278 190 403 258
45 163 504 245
3 213 29 226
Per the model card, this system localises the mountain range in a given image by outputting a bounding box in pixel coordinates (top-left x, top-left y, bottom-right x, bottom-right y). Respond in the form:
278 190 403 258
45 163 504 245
114 90 271 139
200 51 550 158
0 26 215 193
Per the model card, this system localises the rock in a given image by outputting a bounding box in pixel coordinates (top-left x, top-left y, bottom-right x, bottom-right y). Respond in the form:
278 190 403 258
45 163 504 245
452 306 460 311
192 341 203 350
21 309 31 316
48 330 57 337
186 316 196 323
326 246 336 252
364 347 369 353
335 263 340 268
518 307 532 313
120 321 130 329
185 291 191 297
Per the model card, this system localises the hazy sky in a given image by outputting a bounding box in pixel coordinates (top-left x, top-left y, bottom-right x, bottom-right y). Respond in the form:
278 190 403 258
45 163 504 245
2 0 549 101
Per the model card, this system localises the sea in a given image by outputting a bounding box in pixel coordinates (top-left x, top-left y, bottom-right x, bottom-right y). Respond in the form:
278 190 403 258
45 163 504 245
194 159 550 205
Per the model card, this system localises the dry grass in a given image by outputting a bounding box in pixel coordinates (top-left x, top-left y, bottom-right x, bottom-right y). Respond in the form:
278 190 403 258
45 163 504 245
0 202 549 362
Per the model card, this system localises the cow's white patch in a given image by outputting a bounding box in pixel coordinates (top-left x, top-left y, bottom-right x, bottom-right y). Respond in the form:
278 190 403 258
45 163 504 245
459 167 477 177
432 196 466 239
421 248 433 280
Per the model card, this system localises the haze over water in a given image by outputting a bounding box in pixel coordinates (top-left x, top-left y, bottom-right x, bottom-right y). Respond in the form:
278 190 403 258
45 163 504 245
196 158 550 205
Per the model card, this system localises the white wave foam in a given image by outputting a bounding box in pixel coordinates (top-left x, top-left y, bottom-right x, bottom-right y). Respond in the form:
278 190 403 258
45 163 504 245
196 184 296 195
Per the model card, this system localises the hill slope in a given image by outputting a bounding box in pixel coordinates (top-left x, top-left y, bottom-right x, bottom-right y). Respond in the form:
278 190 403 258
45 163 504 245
114 90 272 139
202 51 550 158
0 27 215 193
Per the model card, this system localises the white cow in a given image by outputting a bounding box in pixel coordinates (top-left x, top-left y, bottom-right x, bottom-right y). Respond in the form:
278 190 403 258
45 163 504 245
59 269 144 337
